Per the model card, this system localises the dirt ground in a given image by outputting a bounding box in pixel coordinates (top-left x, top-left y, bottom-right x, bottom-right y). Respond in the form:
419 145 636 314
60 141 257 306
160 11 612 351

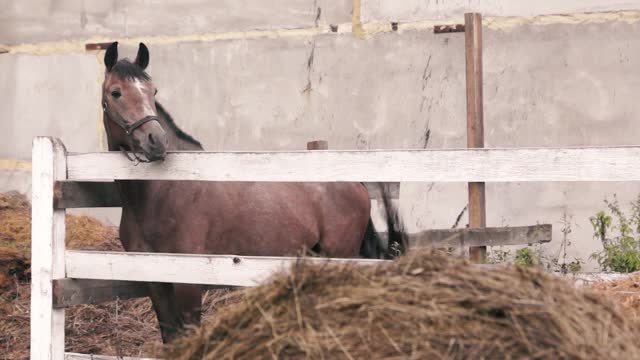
590 272 640 319
2 191 640 359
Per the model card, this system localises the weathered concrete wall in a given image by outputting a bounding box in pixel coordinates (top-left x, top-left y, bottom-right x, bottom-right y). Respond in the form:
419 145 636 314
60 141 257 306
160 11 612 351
0 0 351 45
361 0 640 22
3 1 640 270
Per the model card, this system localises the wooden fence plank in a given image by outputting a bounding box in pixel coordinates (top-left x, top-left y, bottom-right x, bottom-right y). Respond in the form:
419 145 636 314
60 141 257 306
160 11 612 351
305 140 399 202
31 137 67 360
465 12 487 262
65 353 157 360
54 181 121 209
54 224 549 307
408 224 551 248
53 180 399 209
66 147 640 182
52 279 150 308
52 279 233 308
65 251 383 287
363 182 400 201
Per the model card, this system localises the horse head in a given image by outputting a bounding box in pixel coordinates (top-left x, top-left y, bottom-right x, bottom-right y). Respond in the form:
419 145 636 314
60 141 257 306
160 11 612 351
102 41 168 162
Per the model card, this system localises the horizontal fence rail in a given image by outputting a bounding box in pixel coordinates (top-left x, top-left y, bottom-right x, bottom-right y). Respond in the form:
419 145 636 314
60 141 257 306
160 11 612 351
65 354 157 360
32 136 640 360
65 251 384 287
52 180 400 209
67 146 640 182
52 224 550 308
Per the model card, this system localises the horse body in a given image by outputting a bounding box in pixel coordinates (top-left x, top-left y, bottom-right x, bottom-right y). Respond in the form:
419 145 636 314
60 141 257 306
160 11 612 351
118 180 371 258
101 42 396 343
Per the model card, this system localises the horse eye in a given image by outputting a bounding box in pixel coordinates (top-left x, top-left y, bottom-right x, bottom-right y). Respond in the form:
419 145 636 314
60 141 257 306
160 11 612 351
154 89 158 95
111 90 121 99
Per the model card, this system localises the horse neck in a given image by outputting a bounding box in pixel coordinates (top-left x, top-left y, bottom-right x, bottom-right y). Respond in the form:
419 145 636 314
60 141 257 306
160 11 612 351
155 114 202 151
112 108 202 209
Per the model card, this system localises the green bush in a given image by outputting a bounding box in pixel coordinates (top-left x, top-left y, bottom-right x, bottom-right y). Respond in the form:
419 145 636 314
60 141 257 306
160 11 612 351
590 195 640 273
514 247 542 267
485 246 544 268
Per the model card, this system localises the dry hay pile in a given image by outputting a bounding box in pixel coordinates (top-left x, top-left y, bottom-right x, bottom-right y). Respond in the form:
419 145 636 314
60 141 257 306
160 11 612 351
3 190 640 359
166 249 640 360
590 272 640 319
0 191 241 359
0 191 163 358
0 191 121 257
1 278 237 359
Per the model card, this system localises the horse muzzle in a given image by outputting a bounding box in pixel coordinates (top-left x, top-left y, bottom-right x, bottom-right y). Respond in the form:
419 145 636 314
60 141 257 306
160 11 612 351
134 130 168 161
139 131 168 162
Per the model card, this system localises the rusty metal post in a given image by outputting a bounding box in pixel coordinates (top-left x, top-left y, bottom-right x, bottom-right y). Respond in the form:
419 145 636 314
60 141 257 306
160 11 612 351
465 13 486 263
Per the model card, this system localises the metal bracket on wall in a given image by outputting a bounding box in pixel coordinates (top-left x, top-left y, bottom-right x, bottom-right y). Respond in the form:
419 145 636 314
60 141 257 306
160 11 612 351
434 24 465 34
85 42 113 51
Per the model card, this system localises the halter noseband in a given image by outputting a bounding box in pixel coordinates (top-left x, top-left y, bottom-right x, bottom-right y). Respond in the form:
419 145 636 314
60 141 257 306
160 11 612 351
102 101 161 163
102 101 160 135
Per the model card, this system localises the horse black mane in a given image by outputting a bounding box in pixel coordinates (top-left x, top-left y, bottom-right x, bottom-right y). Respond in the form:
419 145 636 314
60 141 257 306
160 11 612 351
110 59 203 149
155 102 203 149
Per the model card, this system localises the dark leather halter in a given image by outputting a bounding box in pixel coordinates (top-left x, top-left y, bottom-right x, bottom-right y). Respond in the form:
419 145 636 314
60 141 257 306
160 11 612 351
102 100 161 163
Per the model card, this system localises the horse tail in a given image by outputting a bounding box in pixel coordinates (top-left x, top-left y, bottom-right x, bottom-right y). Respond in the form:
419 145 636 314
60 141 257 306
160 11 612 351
359 217 386 259
359 183 408 259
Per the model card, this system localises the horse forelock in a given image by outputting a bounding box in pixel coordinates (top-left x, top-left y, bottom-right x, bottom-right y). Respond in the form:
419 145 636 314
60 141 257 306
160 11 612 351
108 59 151 81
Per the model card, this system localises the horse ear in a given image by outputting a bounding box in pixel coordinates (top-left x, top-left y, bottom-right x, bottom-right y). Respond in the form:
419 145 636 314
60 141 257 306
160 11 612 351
135 42 149 70
104 41 118 71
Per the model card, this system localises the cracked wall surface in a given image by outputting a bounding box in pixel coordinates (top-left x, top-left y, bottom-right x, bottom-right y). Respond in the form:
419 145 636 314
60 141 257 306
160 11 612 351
2 1 640 269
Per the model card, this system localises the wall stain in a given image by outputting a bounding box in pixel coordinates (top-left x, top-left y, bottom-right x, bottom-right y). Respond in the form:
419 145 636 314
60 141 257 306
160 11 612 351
451 205 468 229
302 40 316 94
0 159 32 172
351 0 366 39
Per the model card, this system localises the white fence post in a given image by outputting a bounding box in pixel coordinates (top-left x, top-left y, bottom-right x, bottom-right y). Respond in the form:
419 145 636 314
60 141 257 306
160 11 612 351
31 137 67 360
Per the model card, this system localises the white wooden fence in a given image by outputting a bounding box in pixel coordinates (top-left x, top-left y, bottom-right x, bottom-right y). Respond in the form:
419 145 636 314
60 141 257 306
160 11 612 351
30 136 640 360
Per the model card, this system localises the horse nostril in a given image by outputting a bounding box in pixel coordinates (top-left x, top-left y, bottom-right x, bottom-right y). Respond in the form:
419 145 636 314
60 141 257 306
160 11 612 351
148 133 156 145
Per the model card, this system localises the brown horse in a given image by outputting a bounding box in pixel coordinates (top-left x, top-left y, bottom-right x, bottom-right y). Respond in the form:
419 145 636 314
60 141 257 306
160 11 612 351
100 42 405 343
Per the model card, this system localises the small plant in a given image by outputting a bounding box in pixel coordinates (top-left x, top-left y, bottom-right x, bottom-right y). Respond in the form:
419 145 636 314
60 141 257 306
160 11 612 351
589 194 640 273
546 211 584 274
514 247 542 268
485 246 545 268
566 259 583 273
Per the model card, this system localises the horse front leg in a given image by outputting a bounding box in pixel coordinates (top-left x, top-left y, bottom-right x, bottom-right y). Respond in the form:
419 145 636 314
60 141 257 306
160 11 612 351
147 283 185 343
173 283 202 331
119 211 185 343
